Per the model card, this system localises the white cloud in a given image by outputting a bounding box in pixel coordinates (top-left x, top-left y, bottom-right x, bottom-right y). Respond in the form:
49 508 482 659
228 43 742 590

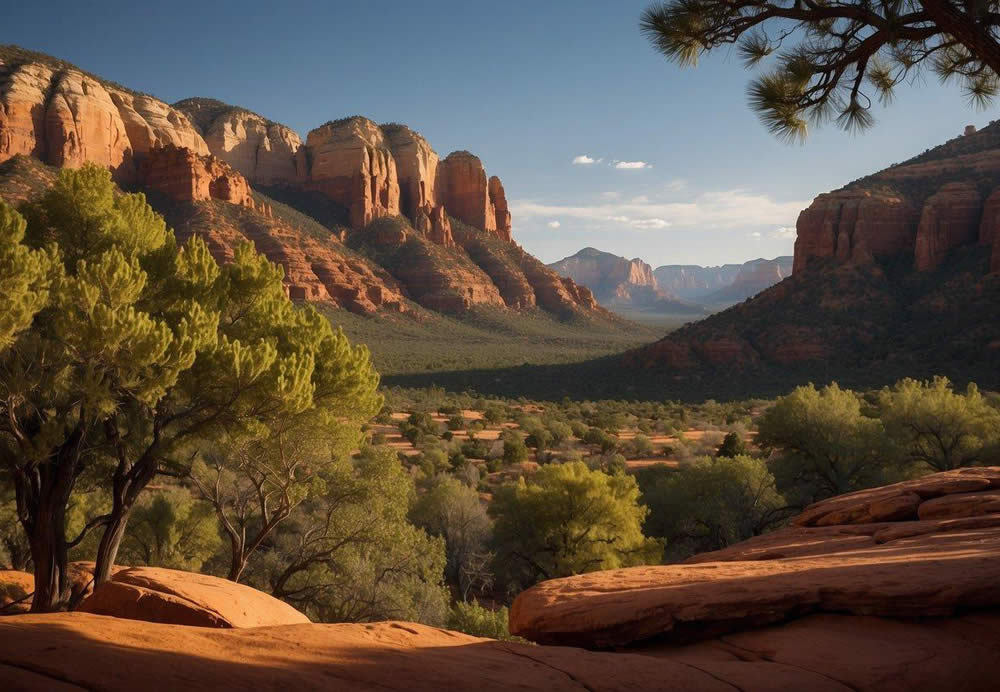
614 161 651 170
663 178 687 193
510 189 808 233
770 226 797 239
750 231 762 238
572 155 598 165
547 220 561 229
631 218 671 230
630 195 650 204
601 191 621 200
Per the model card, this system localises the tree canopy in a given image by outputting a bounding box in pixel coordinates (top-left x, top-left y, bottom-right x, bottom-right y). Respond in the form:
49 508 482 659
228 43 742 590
490 461 662 592
642 1 1000 140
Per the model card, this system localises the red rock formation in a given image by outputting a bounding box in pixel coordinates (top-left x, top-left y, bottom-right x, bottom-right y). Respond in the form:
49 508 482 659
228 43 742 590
78 566 310 628
793 190 919 273
414 203 454 247
0 59 209 182
489 175 511 241
109 90 209 159
138 144 260 211
510 467 1000 650
914 182 982 271
383 124 438 219
173 98 305 184
305 117 400 228
437 151 508 237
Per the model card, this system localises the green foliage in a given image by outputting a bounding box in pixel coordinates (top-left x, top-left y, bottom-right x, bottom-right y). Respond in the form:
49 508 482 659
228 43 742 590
491 461 662 592
716 432 747 458
638 456 788 561
410 476 493 598
0 165 381 608
119 488 221 572
879 377 1000 472
502 435 529 465
0 200 57 351
757 383 890 504
258 447 449 625
446 601 524 642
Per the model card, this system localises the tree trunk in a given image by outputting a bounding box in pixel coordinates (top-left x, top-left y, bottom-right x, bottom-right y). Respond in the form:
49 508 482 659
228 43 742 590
228 552 248 583
27 507 69 612
93 509 130 586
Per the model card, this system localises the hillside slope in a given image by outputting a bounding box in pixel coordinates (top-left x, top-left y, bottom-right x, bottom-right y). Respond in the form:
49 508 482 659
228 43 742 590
633 122 1000 387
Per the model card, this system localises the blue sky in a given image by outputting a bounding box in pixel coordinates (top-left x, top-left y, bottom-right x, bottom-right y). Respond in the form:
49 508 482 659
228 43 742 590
4 0 993 265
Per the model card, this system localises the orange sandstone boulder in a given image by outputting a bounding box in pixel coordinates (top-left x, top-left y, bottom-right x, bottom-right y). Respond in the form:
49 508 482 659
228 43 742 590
77 566 309 628
437 151 511 238
137 144 257 210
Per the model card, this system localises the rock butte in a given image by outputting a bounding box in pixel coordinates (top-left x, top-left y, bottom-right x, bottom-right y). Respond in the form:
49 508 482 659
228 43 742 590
3 469 1000 690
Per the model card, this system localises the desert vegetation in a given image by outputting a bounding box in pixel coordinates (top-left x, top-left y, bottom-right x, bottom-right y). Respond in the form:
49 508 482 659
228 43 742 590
1 166 999 643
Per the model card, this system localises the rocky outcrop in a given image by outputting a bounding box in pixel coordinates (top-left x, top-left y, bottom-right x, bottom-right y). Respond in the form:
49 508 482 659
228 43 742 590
653 264 742 300
489 175 511 241
78 565 309 628
0 57 207 182
437 151 512 240
305 117 400 228
413 203 454 247
914 182 983 271
137 144 265 213
705 257 793 303
109 91 209 159
173 98 304 184
0 569 33 613
510 468 1000 651
793 190 919 273
382 124 438 219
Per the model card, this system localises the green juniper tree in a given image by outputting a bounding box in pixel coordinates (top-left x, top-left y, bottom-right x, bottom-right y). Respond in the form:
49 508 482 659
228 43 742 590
0 165 380 610
642 1 1000 140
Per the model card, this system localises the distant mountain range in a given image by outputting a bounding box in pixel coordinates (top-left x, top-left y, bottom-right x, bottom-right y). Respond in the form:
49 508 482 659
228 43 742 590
548 248 792 313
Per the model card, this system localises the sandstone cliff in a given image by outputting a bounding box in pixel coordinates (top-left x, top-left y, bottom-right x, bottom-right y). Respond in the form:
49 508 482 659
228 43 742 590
0 47 208 182
173 97 305 185
795 122 1000 274
305 117 401 229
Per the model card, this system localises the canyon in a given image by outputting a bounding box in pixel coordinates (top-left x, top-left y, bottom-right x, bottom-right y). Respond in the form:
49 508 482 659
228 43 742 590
0 45 601 321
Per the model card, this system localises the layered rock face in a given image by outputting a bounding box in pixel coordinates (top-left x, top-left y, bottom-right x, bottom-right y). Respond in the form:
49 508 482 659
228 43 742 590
173 98 304 185
306 117 401 228
437 151 502 236
488 175 512 241
793 190 919 273
137 144 264 213
793 124 1000 275
914 182 983 271
0 58 208 181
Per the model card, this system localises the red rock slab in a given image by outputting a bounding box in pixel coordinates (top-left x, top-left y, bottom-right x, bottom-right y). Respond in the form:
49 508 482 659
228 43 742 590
509 527 1000 648
77 566 308 628
0 570 34 612
793 467 1000 527
0 613 758 692
688 514 1000 563
643 612 1000 692
918 489 1000 520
